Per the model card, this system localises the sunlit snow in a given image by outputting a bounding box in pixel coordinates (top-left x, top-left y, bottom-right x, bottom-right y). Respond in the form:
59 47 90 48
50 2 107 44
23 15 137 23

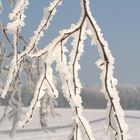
0 108 139 140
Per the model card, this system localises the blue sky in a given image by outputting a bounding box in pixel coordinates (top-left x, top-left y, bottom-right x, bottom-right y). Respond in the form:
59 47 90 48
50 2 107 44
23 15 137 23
1 0 140 86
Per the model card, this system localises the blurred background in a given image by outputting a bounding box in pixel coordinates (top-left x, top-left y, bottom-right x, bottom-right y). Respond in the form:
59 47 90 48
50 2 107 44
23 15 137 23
0 0 140 110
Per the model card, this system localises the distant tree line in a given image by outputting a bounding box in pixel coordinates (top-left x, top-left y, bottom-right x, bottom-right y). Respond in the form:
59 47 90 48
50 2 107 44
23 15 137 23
0 84 140 110
57 85 140 110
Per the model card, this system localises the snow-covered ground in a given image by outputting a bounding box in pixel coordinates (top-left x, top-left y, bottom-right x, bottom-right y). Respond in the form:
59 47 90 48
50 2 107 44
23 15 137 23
0 108 140 140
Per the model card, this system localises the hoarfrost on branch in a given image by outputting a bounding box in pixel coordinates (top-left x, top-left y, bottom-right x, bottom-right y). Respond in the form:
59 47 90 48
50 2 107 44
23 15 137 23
0 0 128 140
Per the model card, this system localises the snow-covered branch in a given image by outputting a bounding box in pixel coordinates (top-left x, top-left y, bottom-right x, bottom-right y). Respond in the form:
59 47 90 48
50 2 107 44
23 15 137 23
83 0 128 139
0 0 128 139
0 0 62 98
0 0 29 98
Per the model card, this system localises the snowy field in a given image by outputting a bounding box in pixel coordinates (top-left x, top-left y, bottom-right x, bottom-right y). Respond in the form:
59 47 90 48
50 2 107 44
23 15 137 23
0 108 140 140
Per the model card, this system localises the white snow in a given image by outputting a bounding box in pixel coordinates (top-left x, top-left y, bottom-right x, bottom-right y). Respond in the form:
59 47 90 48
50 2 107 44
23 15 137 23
0 108 140 140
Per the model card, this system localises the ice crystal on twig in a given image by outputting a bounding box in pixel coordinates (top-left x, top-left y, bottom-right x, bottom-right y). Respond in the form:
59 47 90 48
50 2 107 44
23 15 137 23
0 0 128 139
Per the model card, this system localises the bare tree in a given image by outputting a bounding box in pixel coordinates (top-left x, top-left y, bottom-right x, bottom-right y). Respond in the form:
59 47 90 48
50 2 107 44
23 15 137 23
0 0 128 139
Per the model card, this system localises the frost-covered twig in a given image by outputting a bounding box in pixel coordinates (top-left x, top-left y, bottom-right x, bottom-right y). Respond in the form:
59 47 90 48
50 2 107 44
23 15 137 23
30 0 128 139
83 0 128 139
18 0 62 61
19 61 58 127
0 0 128 140
19 63 47 127
28 11 95 138
56 48 95 140
0 0 29 98
0 0 62 98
